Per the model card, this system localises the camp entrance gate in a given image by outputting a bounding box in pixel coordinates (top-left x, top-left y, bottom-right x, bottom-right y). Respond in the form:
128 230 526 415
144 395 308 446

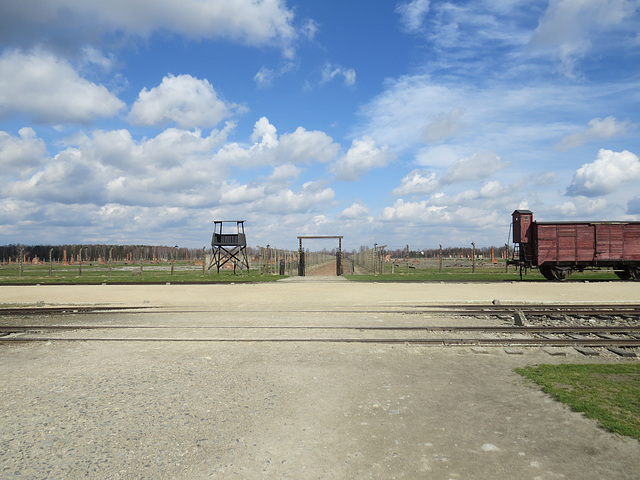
297 236 343 276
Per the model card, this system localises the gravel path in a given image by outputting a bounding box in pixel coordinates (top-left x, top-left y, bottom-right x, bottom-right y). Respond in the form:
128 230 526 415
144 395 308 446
2 281 640 479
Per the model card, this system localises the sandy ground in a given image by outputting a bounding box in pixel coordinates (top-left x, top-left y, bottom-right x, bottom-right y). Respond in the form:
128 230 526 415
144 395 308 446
1 280 640 479
2 278 640 310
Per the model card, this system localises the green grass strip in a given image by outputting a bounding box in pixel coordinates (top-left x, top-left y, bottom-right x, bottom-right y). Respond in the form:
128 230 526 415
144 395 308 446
516 364 640 441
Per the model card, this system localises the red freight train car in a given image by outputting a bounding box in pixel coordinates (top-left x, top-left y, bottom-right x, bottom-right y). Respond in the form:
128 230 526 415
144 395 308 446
509 209 640 280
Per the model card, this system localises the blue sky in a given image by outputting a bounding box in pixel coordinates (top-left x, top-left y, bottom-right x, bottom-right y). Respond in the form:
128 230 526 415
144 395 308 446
1 0 640 252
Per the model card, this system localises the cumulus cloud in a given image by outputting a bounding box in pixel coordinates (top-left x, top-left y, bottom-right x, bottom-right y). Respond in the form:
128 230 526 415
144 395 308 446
555 116 632 150
244 117 339 166
440 152 508 184
279 127 340 164
391 170 438 196
396 0 430 33
3 125 233 207
330 137 394 181
341 202 370 219
0 50 125 124
321 63 356 86
268 164 301 184
567 149 640 197
0 128 47 176
251 117 280 149
129 74 243 129
253 181 335 214
0 0 298 56
381 198 504 233
1 117 345 216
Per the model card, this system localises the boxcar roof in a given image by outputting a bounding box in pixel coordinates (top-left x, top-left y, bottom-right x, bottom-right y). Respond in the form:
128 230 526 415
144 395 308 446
535 220 640 225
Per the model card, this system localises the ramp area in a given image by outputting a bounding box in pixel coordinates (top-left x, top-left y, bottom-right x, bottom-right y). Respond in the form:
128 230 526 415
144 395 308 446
2 283 640 478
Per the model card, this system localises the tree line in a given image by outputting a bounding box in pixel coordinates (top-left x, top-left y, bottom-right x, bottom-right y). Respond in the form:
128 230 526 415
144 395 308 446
0 244 207 263
372 245 509 259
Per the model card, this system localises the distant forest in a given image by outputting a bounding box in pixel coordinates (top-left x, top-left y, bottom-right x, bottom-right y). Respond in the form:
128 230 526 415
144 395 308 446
2 243 510 263
1 244 208 263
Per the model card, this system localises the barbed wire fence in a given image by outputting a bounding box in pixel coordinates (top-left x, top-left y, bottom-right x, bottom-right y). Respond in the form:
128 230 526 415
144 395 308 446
350 244 386 274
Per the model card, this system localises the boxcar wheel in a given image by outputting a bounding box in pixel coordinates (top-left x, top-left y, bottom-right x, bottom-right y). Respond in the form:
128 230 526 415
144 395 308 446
539 265 571 281
615 269 632 280
539 265 555 281
629 267 640 281
552 267 572 281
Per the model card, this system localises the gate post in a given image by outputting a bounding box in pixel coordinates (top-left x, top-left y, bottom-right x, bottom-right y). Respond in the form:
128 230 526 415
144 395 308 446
298 237 305 276
336 237 342 276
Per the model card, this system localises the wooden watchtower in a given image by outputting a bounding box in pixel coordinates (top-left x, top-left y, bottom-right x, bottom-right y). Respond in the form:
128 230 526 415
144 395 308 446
209 221 250 274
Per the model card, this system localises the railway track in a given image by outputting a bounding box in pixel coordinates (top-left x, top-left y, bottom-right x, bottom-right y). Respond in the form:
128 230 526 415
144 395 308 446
1 304 640 316
1 304 639 355
1 325 639 352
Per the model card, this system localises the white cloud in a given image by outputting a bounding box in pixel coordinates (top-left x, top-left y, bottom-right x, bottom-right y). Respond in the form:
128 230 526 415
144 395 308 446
555 116 632 150
396 0 430 33
129 74 242 129
3 125 233 208
356 75 465 150
253 181 335 214
254 67 276 88
391 170 438 196
441 152 508 184
0 128 47 176
81 46 117 72
253 62 296 88
341 202 370 219
554 198 609 217
5 148 106 205
479 180 508 198
529 0 639 78
268 164 301 183
219 182 265 205
279 127 340 164
0 50 125 124
0 0 298 56
567 149 640 197
330 136 395 181
0 118 344 217
414 145 463 168
380 198 504 238
244 117 339 167
321 63 356 86
251 117 280 149
423 108 464 142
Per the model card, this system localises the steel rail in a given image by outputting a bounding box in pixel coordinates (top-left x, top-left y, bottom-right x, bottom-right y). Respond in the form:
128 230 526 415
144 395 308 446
2 304 640 316
0 306 152 315
1 336 639 347
2 325 640 333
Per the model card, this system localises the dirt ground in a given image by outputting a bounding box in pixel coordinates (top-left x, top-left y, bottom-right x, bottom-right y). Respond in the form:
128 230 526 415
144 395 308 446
1 280 640 479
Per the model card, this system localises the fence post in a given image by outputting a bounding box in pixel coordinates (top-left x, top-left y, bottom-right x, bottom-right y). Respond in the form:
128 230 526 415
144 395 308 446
49 248 53 277
439 244 443 273
505 243 509 273
406 245 409 273
471 242 476 273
